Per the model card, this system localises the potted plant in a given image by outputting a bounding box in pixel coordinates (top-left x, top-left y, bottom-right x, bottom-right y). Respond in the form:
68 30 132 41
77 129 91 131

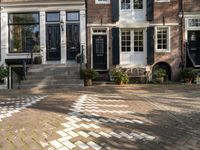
0 66 8 84
34 56 42 64
75 53 82 63
153 68 167 83
111 68 129 85
180 68 198 84
82 68 98 86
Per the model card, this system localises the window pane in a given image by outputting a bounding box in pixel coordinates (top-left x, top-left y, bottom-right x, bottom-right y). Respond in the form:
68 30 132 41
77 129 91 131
67 12 79 21
9 13 39 24
134 30 143 52
157 28 168 50
121 30 131 52
9 25 40 53
46 12 60 22
121 0 131 9
134 0 143 9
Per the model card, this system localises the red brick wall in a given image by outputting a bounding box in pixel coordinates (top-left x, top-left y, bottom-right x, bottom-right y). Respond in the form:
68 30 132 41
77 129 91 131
152 0 179 24
153 26 182 80
183 0 200 12
87 0 112 24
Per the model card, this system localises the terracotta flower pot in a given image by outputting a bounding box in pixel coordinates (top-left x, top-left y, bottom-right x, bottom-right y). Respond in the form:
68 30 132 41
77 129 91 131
185 78 192 84
84 79 92 86
156 77 164 84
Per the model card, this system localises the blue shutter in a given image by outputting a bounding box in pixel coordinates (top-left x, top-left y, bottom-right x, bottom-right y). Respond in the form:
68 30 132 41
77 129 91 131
112 27 120 65
147 27 155 65
111 0 119 22
147 0 154 21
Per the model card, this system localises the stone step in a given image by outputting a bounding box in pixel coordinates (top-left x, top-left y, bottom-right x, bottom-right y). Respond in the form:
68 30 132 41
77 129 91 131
26 74 81 80
21 79 83 84
20 83 84 89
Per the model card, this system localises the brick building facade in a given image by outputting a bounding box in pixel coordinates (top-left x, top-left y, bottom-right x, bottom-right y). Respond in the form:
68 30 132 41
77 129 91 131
86 0 200 81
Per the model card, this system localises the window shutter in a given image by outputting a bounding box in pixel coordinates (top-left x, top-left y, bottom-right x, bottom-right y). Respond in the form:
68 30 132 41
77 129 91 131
147 0 154 21
147 27 155 65
111 0 119 22
112 27 120 65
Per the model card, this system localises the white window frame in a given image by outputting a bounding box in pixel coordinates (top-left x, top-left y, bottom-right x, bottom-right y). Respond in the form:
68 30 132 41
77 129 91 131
155 0 170 2
121 30 131 52
95 0 110 4
120 0 144 11
155 26 171 52
120 28 145 52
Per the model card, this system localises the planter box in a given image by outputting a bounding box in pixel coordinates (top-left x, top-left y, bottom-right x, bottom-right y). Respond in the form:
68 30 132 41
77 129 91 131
196 76 200 84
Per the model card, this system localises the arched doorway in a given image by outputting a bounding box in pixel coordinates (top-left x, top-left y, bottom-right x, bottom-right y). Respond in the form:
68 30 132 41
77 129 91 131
152 62 172 81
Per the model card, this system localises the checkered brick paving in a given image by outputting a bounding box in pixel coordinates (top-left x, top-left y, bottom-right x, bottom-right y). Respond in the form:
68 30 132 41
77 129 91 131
49 94 156 150
0 95 48 122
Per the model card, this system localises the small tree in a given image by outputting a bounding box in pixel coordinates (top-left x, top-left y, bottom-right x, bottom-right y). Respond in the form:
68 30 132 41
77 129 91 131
0 66 8 81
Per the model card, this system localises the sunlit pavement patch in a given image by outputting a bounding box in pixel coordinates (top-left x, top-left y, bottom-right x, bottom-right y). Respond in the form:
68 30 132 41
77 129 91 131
0 95 48 122
49 94 156 150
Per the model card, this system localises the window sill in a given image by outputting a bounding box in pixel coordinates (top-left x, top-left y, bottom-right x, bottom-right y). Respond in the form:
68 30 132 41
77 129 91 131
155 50 171 53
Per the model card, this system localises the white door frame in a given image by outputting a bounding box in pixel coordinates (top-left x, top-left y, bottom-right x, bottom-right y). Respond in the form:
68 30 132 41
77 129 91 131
91 27 109 70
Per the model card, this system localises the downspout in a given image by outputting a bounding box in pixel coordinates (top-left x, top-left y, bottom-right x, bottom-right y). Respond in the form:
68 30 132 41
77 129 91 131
85 0 88 67
179 0 185 69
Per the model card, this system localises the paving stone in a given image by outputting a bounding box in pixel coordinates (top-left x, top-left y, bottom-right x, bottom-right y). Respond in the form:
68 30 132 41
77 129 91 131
80 123 91 129
140 133 156 141
87 141 102 150
58 136 73 142
56 131 68 137
109 132 122 139
75 141 89 149
78 131 90 138
99 131 112 138
120 132 133 139
66 131 79 138
88 132 101 138
62 140 76 149
50 140 63 149
89 123 100 129
130 132 144 140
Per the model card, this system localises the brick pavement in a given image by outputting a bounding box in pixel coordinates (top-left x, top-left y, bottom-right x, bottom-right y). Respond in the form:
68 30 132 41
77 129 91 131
0 85 200 150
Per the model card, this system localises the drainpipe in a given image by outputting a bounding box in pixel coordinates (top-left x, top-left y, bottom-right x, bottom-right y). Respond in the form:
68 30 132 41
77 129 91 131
85 0 88 67
179 0 185 69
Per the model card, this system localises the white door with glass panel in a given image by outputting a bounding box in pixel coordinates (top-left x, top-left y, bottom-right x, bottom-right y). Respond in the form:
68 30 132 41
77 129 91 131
120 29 146 65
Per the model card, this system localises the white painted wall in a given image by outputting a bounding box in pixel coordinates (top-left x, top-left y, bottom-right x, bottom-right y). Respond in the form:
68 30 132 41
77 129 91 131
1 13 8 65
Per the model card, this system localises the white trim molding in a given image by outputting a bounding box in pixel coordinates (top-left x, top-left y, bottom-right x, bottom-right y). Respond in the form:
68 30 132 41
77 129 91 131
155 26 171 53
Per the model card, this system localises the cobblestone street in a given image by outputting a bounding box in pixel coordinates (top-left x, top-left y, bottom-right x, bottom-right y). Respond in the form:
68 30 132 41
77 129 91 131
0 85 200 150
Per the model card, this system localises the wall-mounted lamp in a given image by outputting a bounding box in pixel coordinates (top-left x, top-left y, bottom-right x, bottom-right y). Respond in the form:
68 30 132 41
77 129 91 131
60 19 64 31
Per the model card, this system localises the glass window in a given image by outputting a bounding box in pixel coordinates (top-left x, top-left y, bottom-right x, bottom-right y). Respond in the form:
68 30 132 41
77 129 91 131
66 12 79 21
121 0 131 10
9 13 39 24
46 12 60 22
95 0 110 4
134 30 143 52
157 27 168 51
9 13 40 53
134 0 143 9
121 31 131 52
188 19 200 27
